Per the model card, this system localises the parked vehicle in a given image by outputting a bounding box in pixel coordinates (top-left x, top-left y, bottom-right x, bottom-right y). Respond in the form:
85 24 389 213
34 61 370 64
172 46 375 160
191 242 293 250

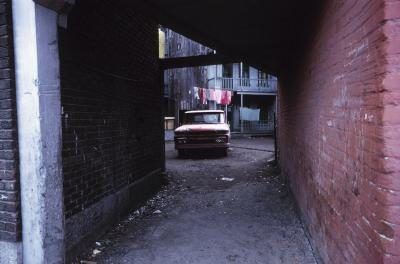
174 110 230 157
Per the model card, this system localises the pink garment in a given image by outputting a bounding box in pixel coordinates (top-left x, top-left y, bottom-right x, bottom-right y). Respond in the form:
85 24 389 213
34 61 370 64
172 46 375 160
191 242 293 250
199 88 207 104
198 88 203 103
208 89 216 101
215 89 222 104
221 90 227 105
221 90 232 105
197 88 203 103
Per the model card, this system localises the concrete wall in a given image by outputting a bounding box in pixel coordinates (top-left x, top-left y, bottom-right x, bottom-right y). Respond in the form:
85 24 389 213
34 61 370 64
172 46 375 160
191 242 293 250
58 0 163 257
278 0 399 263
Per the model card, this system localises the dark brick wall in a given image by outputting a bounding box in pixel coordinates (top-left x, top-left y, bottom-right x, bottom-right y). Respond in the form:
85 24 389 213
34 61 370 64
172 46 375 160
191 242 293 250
278 0 399 263
59 0 163 218
0 0 20 242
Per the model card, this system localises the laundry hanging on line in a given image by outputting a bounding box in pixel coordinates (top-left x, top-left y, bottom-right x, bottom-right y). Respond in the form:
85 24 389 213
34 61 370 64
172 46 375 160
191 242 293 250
199 88 207 104
193 87 232 105
240 107 260 121
193 87 200 100
221 90 232 105
213 89 221 104
209 89 216 101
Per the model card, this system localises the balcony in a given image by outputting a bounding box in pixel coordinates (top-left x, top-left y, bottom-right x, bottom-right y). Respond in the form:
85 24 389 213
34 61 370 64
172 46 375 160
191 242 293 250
208 77 277 93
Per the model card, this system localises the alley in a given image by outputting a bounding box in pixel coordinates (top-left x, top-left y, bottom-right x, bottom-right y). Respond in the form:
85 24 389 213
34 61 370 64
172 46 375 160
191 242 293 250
79 138 317 264
3 1 399 262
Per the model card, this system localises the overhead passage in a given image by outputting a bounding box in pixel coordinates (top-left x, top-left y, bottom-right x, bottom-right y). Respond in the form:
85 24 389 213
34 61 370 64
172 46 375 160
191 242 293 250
133 0 325 75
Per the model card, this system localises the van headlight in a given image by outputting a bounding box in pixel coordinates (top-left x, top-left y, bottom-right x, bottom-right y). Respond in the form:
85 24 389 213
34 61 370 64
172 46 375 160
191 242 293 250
175 137 187 144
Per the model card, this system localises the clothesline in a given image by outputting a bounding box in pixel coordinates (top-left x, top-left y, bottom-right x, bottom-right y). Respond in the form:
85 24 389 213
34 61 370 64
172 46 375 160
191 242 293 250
197 87 232 91
193 87 232 105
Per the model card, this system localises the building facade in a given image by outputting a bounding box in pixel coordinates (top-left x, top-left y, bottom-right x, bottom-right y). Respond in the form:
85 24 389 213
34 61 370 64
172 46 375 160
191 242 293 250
207 63 277 134
160 28 212 126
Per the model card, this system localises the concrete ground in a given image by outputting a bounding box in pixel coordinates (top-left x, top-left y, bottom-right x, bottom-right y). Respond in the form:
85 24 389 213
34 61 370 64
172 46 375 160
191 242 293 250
78 137 317 264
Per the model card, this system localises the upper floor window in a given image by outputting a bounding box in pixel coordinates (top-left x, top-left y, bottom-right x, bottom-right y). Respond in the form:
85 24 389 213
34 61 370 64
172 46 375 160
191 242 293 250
222 64 233 78
258 71 268 87
241 63 250 79
258 70 267 79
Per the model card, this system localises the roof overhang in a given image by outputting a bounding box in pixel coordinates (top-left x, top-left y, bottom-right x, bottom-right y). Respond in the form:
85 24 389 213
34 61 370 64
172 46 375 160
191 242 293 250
34 0 75 13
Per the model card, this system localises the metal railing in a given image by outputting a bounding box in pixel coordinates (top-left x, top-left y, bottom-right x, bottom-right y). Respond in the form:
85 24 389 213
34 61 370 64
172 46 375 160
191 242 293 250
241 120 274 134
208 77 277 93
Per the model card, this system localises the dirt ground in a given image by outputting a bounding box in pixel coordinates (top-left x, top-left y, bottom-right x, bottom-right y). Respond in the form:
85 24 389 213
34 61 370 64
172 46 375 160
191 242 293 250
78 137 317 264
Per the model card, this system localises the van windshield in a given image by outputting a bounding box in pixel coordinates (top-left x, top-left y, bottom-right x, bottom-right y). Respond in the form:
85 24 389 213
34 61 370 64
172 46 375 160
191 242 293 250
185 113 224 124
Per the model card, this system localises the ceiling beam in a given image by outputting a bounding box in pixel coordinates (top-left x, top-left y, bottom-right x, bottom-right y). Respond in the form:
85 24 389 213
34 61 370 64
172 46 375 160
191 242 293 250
160 54 278 76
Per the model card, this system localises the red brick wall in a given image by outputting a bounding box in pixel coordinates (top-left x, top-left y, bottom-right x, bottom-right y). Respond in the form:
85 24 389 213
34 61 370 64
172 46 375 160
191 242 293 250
0 0 21 243
278 0 399 263
381 0 400 262
59 0 163 218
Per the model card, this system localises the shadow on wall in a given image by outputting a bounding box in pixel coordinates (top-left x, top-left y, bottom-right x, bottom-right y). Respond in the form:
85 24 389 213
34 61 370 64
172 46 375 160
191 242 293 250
58 0 164 259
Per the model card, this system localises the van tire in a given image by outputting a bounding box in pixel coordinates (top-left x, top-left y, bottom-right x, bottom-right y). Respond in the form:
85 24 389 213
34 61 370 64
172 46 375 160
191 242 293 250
221 148 228 157
178 150 186 158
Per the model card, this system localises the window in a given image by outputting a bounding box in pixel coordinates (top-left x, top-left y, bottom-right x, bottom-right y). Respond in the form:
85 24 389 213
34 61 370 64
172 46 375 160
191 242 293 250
258 71 268 87
222 64 233 78
241 63 250 79
185 113 224 124
258 70 267 79
240 63 250 86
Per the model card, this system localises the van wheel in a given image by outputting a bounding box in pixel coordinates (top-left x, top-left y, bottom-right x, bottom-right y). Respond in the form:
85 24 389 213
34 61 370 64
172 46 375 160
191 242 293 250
221 148 228 157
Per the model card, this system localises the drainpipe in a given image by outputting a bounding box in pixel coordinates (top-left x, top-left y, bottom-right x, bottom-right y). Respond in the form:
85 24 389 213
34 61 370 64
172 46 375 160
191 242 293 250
240 94 244 133
214 65 217 89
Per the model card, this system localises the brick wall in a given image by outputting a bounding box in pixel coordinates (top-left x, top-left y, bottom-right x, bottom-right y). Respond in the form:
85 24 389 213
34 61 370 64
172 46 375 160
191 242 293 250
0 0 20 243
59 0 163 219
381 0 400 261
278 0 399 263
